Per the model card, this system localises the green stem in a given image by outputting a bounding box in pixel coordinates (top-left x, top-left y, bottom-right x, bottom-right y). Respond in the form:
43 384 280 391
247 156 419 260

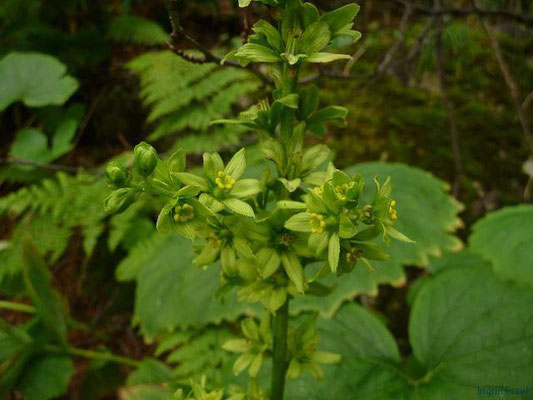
0 300 36 314
270 298 289 400
44 344 141 368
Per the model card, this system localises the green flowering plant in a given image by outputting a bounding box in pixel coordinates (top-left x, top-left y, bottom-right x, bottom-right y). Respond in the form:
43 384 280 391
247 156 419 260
104 1 410 398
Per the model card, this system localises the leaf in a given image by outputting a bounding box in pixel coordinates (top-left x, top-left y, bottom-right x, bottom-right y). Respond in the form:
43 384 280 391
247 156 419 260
287 303 406 399
408 263 533 397
126 359 173 386
289 262 533 399
17 356 74 400
469 204 533 286
0 52 78 110
300 21 331 55
253 20 282 52
307 106 348 126
298 85 319 121
21 243 67 339
275 93 299 109
292 162 462 318
235 43 280 63
305 53 351 63
128 233 254 338
321 3 360 35
108 15 169 45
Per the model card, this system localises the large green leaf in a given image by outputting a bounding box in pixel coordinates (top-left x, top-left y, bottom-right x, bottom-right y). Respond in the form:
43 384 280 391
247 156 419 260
287 303 408 399
16 355 74 400
408 262 533 397
21 243 68 339
293 162 463 317
0 52 78 110
289 259 533 399
469 204 533 286
118 233 253 339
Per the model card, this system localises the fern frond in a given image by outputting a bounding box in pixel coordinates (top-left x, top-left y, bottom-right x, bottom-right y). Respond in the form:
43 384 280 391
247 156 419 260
0 172 108 259
126 51 260 145
108 15 169 46
155 327 233 385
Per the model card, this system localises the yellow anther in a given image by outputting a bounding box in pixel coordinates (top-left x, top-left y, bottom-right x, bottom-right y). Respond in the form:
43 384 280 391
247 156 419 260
309 213 326 234
335 183 352 200
314 187 323 196
174 203 195 223
208 232 222 248
346 252 357 264
346 247 361 264
388 200 398 221
215 171 236 190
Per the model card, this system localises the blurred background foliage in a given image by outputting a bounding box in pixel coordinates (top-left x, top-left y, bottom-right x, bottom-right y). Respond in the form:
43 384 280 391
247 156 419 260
1 0 532 398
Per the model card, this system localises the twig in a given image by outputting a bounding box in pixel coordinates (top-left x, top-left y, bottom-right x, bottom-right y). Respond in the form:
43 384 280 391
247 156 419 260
523 91 533 111
388 0 533 26
71 86 109 149
1 157 103 176
476 5 533 155
342 47 367 76
160 0 271 85
375 0 414 77
435 0 463 197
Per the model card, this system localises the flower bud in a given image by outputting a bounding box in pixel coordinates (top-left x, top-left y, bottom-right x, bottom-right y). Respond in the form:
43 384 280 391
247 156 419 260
103 188 136 215
134 142 158 177
105 161 129 186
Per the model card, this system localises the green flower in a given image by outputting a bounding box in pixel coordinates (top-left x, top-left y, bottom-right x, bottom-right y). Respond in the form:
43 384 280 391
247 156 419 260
173 149 261 217
284 174 360 273
156 197 212 239
194 216 255 276
286 315 341 380
222 315 272 378
170 377 224 400
230 2 360 66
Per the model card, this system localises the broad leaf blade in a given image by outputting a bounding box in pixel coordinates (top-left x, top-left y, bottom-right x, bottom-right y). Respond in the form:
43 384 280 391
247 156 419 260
21 243 68 339
0 52 78 110
469 204 533 286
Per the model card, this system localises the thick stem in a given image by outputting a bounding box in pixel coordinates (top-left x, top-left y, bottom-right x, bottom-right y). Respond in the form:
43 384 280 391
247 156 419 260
270 298 289 400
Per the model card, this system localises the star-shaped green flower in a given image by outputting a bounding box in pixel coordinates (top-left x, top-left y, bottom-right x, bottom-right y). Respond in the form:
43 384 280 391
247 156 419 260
173 149 261 218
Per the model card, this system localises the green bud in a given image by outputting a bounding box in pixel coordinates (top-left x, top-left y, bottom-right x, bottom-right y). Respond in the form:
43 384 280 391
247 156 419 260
134 142 158 177
105 161 129 186
103 188 136 215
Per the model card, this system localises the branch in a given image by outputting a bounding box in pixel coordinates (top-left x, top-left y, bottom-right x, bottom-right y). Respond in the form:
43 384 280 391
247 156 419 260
476 5 533 155
1 157 103 176
388 0 533 26
435 0 463 196
160 0 271 85
375 0 414 77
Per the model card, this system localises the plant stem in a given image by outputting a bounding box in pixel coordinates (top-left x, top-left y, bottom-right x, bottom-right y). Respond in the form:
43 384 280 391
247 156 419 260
0 300 36 314
43 344 141 368
270 298 289 400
